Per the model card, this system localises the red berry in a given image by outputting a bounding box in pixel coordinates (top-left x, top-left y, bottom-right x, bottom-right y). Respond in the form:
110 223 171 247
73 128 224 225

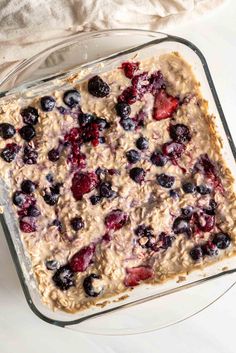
19 217 36 233
71 171 98 200
153 89 179 121
69 244 96 272
124 266 153 287
194 212 215 232
105 209 128 231
162 141 186 160
121 62 139 79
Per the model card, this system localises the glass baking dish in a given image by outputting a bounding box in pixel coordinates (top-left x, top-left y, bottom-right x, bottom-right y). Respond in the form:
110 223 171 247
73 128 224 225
1 29 236 334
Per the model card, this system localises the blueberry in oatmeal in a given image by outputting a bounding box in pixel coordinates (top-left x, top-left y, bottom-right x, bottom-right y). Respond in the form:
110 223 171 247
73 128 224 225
40 96 56 112
0 123 16 139
115 102 131 118
120 118 136 131
126 149 140 164
19 125 36 141
63 89 81 107
88 76 110 98
129 167 146 183
83 274 103 297
136 136 149 150
156 173 175 188
20 106 39 125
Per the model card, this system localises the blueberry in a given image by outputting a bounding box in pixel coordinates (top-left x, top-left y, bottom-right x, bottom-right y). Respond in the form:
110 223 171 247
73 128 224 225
43 192 59 206
23 144 38 164
52 219 63 232
159 232 174 250
190 246 203 261
46 173 54 182
169 189 180 199
95 167 106 178
94 117 110 131
150 151 168 167
20 106 39 125
21 180 36 194
156 173 175 188
79 113 95 126
126 149 140 164
129 167 145 183
70 216 84 231
19 125 36 141
173 217 190 235
50 183 62 195
204 199 218 215
90 195 101 205
12 191 26 207
99 137 106 144
136 136 149 150
40 96 56 112
1 143 20 162
52 265 75 290
169 124 191 144
27 205 41 217
181 206 194 219
0 123 16 139
135 225 153 238
63 89 81 108
99 182 113 198
196 184 211 195
120 118 136 131
45 260 59 270
83 273 102 297
88 76 110 98
182 182 196 194
212 232 231 249
201 241 218 256
115 102 131 118
48 148 60 162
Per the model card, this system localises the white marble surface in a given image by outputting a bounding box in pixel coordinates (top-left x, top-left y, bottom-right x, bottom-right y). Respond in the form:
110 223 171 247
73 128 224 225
1 1 236 352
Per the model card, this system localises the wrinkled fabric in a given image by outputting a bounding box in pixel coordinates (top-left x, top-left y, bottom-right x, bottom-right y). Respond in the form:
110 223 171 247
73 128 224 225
0 0 226 72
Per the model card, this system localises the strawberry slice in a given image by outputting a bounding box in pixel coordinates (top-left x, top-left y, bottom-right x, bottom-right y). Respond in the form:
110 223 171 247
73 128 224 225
124 266 154 287
105 209 128 231
71 171 98 200
69 244 96 272
153 89 179 121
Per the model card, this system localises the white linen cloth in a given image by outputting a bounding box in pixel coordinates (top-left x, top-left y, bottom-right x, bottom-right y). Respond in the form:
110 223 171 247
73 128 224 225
0 0 226 75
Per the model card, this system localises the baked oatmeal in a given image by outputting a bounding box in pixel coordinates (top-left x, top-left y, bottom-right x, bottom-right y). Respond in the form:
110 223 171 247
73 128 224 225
0 52 236 313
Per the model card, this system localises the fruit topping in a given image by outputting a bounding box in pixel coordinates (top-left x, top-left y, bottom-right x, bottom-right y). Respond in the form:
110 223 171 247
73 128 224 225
22 144 38 164
88 76 110 98
70 216 84 231
71 171 98 200
189 246 203 261
105 209 128 231
27 205 41 217
1 143 20 162
172 217 190 235
121 61 139 79
153 89 179 121
126 149 141 164
182 182 196 194
90 195 101 205
12 191 34 208
52 265 75 290
201 241 218 257
19 125 36 141
124 266 153 287
150 150 168 167
115 102 131 118
21 106 39 125
118 86 139 105
129 167 146 184
156 173 175 188
136 136 149 150
212 232 231 249
19 217 36 233
169 124 191 144
63 89 81 107
69 244 96 272
196 184 212 195
40 96 56 112
21 180 36 194
162 141 186 160
83 274 103 297
194 212 215 232
120 118 136 131
0 123 16 139
48 148 60 162
45 260 59 271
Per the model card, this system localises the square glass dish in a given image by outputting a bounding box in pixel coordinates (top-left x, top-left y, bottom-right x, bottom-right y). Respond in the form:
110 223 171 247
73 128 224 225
1 29 236 334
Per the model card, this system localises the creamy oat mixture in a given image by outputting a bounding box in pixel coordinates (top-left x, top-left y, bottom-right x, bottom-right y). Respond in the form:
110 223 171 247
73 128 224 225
0 52 236 313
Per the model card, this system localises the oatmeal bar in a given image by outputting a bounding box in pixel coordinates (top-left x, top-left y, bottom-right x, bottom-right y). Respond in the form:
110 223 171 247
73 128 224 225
0 52 236 313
